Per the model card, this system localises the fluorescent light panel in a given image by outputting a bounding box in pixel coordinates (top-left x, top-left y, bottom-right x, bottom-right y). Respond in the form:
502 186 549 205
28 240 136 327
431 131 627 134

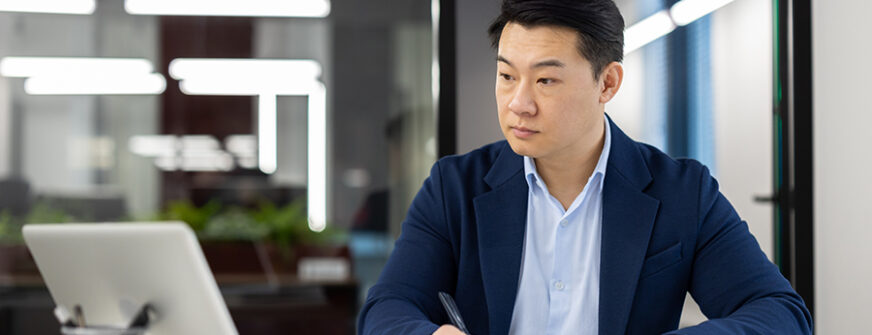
1 57 165 95
170 58 328 232
671 0 735 26
169 59 322 95
169 59 321 80
1 57 154 78
0 0 95 15
24 73 165 95
130 135 234 172
623 0 735 54
129 135 177 157
431 0 441 108
225 135 256 156
125 0 330 18
624 10 676 55
307 84 327 232
178 79 320 96
258 94 278 174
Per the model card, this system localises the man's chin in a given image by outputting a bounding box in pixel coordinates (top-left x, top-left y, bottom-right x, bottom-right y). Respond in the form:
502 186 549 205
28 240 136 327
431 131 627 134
505 138 538 158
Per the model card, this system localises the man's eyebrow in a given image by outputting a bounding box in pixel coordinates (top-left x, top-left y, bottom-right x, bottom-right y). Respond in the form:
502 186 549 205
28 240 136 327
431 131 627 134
496 56 565 69
532 59 565 69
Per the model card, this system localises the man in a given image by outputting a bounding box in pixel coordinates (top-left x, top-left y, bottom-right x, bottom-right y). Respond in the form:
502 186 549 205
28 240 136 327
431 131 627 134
358 0 813 334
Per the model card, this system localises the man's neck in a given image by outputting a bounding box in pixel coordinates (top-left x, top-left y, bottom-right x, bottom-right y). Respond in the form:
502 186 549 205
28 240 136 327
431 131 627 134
534 117 606 210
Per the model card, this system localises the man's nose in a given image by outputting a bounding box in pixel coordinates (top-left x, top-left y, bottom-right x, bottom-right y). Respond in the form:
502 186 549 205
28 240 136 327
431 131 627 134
507 83 537 116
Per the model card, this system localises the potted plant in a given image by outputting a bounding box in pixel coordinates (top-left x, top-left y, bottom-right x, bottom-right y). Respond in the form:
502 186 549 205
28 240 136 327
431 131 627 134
249 199 348 276
158 198 348 278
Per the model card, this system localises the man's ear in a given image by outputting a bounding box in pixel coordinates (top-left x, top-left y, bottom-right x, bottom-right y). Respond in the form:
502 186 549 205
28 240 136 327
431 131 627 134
598 62 623 104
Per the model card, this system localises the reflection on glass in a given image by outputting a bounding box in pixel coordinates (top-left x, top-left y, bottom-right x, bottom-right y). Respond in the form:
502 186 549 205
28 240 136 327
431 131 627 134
0 0 434 333
0 57 166 95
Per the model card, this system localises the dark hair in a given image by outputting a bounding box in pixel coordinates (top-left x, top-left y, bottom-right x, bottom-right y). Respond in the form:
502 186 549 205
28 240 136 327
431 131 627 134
488 0 625 79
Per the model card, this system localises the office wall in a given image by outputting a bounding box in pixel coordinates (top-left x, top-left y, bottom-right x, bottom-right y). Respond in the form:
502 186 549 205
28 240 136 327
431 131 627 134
455 0 502 154
813 0 872 333
710 0 774 258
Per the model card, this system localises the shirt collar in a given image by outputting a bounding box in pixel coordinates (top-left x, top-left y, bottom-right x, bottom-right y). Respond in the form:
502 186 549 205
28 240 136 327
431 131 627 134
524 116 612 189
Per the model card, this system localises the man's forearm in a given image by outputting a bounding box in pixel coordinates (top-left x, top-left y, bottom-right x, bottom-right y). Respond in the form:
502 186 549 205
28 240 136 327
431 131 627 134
664 293 812 335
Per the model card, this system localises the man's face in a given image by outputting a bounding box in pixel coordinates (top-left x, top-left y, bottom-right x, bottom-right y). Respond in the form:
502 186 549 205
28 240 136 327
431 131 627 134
496 22 605 160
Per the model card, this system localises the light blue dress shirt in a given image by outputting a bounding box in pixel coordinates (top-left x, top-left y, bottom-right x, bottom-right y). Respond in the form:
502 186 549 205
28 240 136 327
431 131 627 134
508 117 612 335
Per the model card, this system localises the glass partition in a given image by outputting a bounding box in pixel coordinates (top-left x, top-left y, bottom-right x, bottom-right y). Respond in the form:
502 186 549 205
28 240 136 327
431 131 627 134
0 1 434 333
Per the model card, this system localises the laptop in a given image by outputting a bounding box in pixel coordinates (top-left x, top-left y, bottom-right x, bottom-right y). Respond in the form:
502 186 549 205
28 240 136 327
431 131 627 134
23 222 238 334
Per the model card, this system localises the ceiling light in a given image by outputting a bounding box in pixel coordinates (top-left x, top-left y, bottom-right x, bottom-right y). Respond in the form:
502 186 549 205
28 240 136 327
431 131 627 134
170 58 328 232
1 57 165 95
671 0 735 26
0 0 95 15
624 10 676 55
125 0 330 18
24 73 166 95
1 57 154 78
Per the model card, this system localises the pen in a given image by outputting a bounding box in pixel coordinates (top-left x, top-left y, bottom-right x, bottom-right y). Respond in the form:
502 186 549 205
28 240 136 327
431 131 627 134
438 292 471 334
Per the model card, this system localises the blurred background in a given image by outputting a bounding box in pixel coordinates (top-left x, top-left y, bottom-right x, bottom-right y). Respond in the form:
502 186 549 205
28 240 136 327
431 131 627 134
0 0 867 334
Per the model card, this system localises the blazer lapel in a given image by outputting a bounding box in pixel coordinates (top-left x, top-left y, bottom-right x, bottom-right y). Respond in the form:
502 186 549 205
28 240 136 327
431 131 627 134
598 117 661 335
473 143 527 335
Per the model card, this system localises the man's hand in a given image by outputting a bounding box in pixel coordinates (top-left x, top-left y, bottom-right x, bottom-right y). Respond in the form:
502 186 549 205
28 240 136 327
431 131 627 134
433 324 466 335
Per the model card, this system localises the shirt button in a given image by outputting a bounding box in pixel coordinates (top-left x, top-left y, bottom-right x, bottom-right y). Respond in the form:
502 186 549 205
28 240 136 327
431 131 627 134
554 281 565 291
559 219 568 227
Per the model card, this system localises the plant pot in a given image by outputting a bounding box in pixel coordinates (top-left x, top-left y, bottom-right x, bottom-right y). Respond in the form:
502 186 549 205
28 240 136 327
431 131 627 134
200 241 352 282
200 241 265 275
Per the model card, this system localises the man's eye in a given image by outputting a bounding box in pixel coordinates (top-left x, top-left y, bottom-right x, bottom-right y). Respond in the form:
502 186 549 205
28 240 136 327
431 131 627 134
538 78 554 85
499 73 513 81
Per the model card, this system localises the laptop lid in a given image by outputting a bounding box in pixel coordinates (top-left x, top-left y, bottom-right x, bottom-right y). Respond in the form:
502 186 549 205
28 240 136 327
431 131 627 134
23 222 238 334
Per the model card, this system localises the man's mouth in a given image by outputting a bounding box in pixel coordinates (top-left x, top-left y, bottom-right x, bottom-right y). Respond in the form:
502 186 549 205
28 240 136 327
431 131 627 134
511 126 538 138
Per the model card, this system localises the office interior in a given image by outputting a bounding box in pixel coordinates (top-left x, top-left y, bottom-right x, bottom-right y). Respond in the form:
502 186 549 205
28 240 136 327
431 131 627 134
0 0 867 334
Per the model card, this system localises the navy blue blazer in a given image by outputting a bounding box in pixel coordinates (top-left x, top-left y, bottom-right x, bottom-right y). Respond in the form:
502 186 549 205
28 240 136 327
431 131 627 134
359 118 812 335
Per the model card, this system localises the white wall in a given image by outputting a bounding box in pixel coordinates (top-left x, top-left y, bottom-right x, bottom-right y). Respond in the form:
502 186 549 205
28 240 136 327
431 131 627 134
711 0 774 258
813 0 872 333
674 0 776 327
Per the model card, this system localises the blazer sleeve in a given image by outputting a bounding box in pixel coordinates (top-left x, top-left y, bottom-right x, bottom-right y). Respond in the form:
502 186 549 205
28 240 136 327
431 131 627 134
357 162 455 335
664 165 813 334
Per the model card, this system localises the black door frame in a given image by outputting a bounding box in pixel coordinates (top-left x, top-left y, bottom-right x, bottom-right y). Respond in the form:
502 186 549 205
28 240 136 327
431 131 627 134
772 0 815 319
